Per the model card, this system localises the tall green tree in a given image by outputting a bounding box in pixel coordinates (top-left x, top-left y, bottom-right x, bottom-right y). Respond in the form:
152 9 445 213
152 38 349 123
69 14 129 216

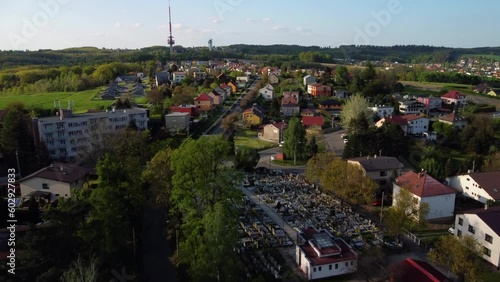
383 188 429 236
334 65 349 86
234 146 260 171
170 136 242 281
340 94 372 129
0 102 34 153
142 148 174 207
282 117 307 165
428 235 482 282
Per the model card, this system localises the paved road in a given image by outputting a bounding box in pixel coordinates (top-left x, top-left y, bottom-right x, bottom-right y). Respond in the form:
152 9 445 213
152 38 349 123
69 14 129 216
323 129 347 155
240 186 299 244
256 147 306 175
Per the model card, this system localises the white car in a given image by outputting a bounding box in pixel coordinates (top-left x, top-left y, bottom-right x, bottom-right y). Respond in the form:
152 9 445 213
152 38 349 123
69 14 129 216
343 138 348 144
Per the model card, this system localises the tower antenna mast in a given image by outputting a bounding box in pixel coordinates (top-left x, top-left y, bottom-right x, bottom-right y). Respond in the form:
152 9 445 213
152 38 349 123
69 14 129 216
167 0 175 54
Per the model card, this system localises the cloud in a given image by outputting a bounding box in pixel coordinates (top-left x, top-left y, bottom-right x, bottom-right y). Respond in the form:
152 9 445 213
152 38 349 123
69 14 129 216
211 17 222 24
114 22 121 28
172 23 184 29
128 22 143 28
157 24 168 29
88 31 109 36
272 25 290 32
262 17 273 23
296 26 313 36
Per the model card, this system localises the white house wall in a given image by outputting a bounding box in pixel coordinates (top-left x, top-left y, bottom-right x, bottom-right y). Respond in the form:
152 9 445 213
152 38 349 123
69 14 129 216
296 246 357 280
419 194 456 220
455 214 500 267
448 175 492 204
20 177 72 198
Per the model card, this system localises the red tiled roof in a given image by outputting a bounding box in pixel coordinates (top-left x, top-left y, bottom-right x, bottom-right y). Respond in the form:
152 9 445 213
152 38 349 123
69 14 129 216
441 90 464 99
459 206 500 236
395 171 457 197
401 114 427 122
269 122 288 130
383 115 408 126
195 93 213 102
302 116 324 127
281 96 298 106
392 258 449 282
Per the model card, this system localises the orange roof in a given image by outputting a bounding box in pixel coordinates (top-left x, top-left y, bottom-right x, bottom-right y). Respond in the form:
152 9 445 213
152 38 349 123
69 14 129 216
302 116 324 127
395 171 457 197
401 114 426 122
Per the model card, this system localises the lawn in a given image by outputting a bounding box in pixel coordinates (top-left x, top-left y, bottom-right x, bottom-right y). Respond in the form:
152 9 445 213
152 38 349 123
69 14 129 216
463 54 500 61
401 81 475 93
234 129 277 151
0 88 112 113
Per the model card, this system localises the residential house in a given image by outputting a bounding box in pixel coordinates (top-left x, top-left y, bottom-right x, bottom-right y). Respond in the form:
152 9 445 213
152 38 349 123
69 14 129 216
334 89 349 99
194 93 214 112
115 75 137 84
473 83 491 94
164 112 190 133
259 84 275 101
399 100 426 114
300 108 316 117
369 105 394 118
283 91 300 101
401 114 430 135
295 227 357 280
242 106 264 126
172 71 187 84
282 93 300 117
375 115 408 135
438 112 467 129
220 83 233 97
303 75 317 87
302 116 324 130
441 90 467 107
487 90 500 97
268 72 279 85
170 104 198 118
227 81 238 93
208 91 224 107
19 163 92 200
393 171 457 220
236 76 249 83
454 206 500 268
447 171 500 205
258 121 287 143
32 108 149 160
307 83 332 97
390 258 450 282
318 99 342 111
348 156 404 188
213 86 228 101
416 96 442 110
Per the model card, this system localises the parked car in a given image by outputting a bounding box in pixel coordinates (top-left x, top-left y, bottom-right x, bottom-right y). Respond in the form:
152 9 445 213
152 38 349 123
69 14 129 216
343 138 348 144
448 227 455 234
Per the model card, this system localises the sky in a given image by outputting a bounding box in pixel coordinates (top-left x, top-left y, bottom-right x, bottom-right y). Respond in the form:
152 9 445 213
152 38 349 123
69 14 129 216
1 0 500 51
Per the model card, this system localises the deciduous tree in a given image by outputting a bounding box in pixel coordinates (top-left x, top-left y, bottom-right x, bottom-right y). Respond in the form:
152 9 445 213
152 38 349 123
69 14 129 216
383 188 429 236
428 235 482 282
282 117 307 164
234 146 260 171
340 94 372 129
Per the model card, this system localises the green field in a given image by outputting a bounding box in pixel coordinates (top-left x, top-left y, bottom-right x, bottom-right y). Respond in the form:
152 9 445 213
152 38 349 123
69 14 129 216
235 129 277 151
0 88 115 113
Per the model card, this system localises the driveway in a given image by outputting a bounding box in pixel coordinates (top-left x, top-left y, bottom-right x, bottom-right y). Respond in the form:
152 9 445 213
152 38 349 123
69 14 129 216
257 147 306 176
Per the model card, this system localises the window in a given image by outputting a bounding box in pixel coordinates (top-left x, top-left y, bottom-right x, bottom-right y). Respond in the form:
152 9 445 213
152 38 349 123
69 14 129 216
318 266 322 271
329 265 332 270
335 264 338 269
313 267 316 272
468 225 475 234
485 234 493 243
345 262 348 267
458 217 463 226
483 247 491 257
457 230 462 237
351 261 354 265
380 171 387 177
42 183 49 189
